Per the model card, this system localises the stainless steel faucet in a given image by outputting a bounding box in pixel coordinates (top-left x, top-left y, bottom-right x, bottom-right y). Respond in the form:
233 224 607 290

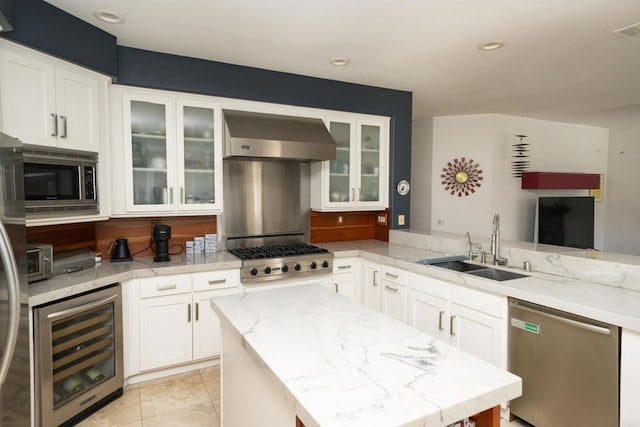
490 214 508 265
465 232 481 260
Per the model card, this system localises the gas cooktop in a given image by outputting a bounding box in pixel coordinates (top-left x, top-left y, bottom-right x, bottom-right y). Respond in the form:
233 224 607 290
228 243 333 284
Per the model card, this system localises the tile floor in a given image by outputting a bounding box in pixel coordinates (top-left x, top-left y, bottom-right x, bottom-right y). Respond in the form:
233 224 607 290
78 366 221 426
78 365 529 426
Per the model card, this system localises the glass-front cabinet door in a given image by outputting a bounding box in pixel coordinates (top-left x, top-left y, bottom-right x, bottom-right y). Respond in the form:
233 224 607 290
176 99 222 212
326 119 356 207
123 93 175 212
357 121 383 205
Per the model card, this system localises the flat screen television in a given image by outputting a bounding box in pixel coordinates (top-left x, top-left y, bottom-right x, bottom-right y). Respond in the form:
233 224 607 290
537 196 594 249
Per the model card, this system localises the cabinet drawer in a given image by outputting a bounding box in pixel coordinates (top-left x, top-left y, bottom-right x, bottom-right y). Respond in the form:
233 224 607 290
333 257 358 273
409 273 449 300
381 265 408 285
450 284 506 318
139 274 192 298
192 269 240 292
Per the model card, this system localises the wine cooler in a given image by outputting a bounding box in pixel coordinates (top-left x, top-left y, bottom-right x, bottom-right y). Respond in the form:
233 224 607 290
34 284 123 427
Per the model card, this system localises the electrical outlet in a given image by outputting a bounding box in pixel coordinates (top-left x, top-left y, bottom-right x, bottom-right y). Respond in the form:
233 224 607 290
337 215 343 224
398 214 405 226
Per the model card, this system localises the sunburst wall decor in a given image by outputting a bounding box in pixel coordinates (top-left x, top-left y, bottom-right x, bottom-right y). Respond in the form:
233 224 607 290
441 157 483 197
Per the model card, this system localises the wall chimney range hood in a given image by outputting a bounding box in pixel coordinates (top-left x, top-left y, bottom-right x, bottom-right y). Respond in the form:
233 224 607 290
223 110 336 161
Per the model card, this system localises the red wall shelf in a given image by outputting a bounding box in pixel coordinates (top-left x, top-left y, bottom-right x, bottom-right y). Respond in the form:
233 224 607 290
521 172 600 190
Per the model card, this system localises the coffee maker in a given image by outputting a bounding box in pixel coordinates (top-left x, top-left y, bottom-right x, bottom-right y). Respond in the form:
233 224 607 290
153 224 171 262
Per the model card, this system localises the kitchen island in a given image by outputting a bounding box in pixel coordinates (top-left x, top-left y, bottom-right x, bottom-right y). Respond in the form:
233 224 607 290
211 284 521 427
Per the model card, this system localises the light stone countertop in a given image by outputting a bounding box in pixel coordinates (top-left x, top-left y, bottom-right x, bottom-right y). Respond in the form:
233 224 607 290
318 239 640 331
211 284 521 427
28 252 241 307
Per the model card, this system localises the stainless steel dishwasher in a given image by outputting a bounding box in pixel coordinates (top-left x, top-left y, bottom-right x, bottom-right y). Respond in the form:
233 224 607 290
508 298 619 426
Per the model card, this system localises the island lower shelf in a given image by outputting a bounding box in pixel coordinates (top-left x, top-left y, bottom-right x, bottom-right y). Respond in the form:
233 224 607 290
212 285 521 426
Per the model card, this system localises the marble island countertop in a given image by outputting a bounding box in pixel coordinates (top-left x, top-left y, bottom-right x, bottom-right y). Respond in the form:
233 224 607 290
211 284 521 427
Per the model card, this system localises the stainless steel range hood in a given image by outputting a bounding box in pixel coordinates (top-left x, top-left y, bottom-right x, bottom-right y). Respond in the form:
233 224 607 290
223 110 336 161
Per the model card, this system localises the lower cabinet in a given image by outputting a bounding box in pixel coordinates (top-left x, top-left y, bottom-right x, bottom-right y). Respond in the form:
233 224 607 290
331 257 360 300
408 272 507 368
125 269 241 375
380 266 409 322
361 259 381 310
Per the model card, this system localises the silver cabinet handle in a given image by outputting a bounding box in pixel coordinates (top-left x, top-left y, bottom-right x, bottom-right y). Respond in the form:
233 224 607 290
60 115 68 138
351 188 355 201
438 310 445 331
357 187 361 201
47 294 117 320
51 113 58 136
207 279 227 285
195 302 199 321
384 284 399 293
450 315 456 336
373 270 378 286
334 283 339 293
187 303 191 323
156 283 177 291
337 265 351 270
0 221 21 387
169 187 174 204
180 187 184 204
385 272 399 279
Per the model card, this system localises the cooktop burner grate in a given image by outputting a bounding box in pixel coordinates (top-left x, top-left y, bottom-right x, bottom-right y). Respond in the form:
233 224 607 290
228 243 328 261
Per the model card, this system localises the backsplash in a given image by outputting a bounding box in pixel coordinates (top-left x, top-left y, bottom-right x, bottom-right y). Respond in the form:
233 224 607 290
27 216 217 260
390 230 640 293
310 209 389 243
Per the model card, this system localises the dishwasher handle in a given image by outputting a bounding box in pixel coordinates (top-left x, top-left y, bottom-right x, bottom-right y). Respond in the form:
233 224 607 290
510 300 613 336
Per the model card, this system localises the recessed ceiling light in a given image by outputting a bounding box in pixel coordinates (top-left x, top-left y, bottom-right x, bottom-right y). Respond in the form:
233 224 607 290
478 41 504 51
93 10 126 24
330 58 351 66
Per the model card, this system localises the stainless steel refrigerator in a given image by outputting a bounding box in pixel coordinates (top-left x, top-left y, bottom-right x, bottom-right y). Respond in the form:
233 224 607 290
0 132 30 426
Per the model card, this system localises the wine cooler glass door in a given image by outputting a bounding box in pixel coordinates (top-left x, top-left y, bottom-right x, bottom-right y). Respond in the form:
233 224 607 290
35 285 123 427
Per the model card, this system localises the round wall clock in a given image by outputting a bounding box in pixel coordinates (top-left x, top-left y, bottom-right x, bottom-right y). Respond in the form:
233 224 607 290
396 179 410 195
441 157 483 197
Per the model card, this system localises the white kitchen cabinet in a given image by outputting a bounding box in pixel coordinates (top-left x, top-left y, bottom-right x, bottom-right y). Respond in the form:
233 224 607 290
0 43 104 152
408 271 507 368
361 259 381 310
331 257 360 300
129 269 240 375
111 86 223 216
311 115 389 211
380 266 408 322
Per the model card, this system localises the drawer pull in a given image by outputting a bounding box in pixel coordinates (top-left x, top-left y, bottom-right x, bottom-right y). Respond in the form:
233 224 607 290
207 279 227 285
450 315 456 336
385 285 399 293
187 303 191 323
373 270 378 286
195 302 199 321
51 113 58 136
438 310 445 331
385 272 399 279
337 265 351 270
156 283 177 291
334 283 339 293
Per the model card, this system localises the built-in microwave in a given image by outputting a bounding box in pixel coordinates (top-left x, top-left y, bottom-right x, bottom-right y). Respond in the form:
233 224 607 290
23 146 98 217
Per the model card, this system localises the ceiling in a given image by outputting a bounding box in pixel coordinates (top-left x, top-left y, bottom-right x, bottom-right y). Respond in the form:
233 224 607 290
45 0 640 127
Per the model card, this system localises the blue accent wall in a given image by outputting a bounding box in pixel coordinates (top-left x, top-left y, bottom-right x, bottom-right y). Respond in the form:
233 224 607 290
118 47 412 228
1 0 117 76
1 0 412 228
0 0 14 31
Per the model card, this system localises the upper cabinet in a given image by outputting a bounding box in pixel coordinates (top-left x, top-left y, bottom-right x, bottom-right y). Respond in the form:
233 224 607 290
311 116 389 211
0 45 105 152
110 86 223 216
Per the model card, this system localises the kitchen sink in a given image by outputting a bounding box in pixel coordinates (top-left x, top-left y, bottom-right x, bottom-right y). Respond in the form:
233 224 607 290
466 268 528 281
430 260 486 272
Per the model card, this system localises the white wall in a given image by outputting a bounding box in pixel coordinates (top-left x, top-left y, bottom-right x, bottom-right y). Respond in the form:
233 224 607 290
410 118 433 232
603 125 640 255
420 114 609 246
